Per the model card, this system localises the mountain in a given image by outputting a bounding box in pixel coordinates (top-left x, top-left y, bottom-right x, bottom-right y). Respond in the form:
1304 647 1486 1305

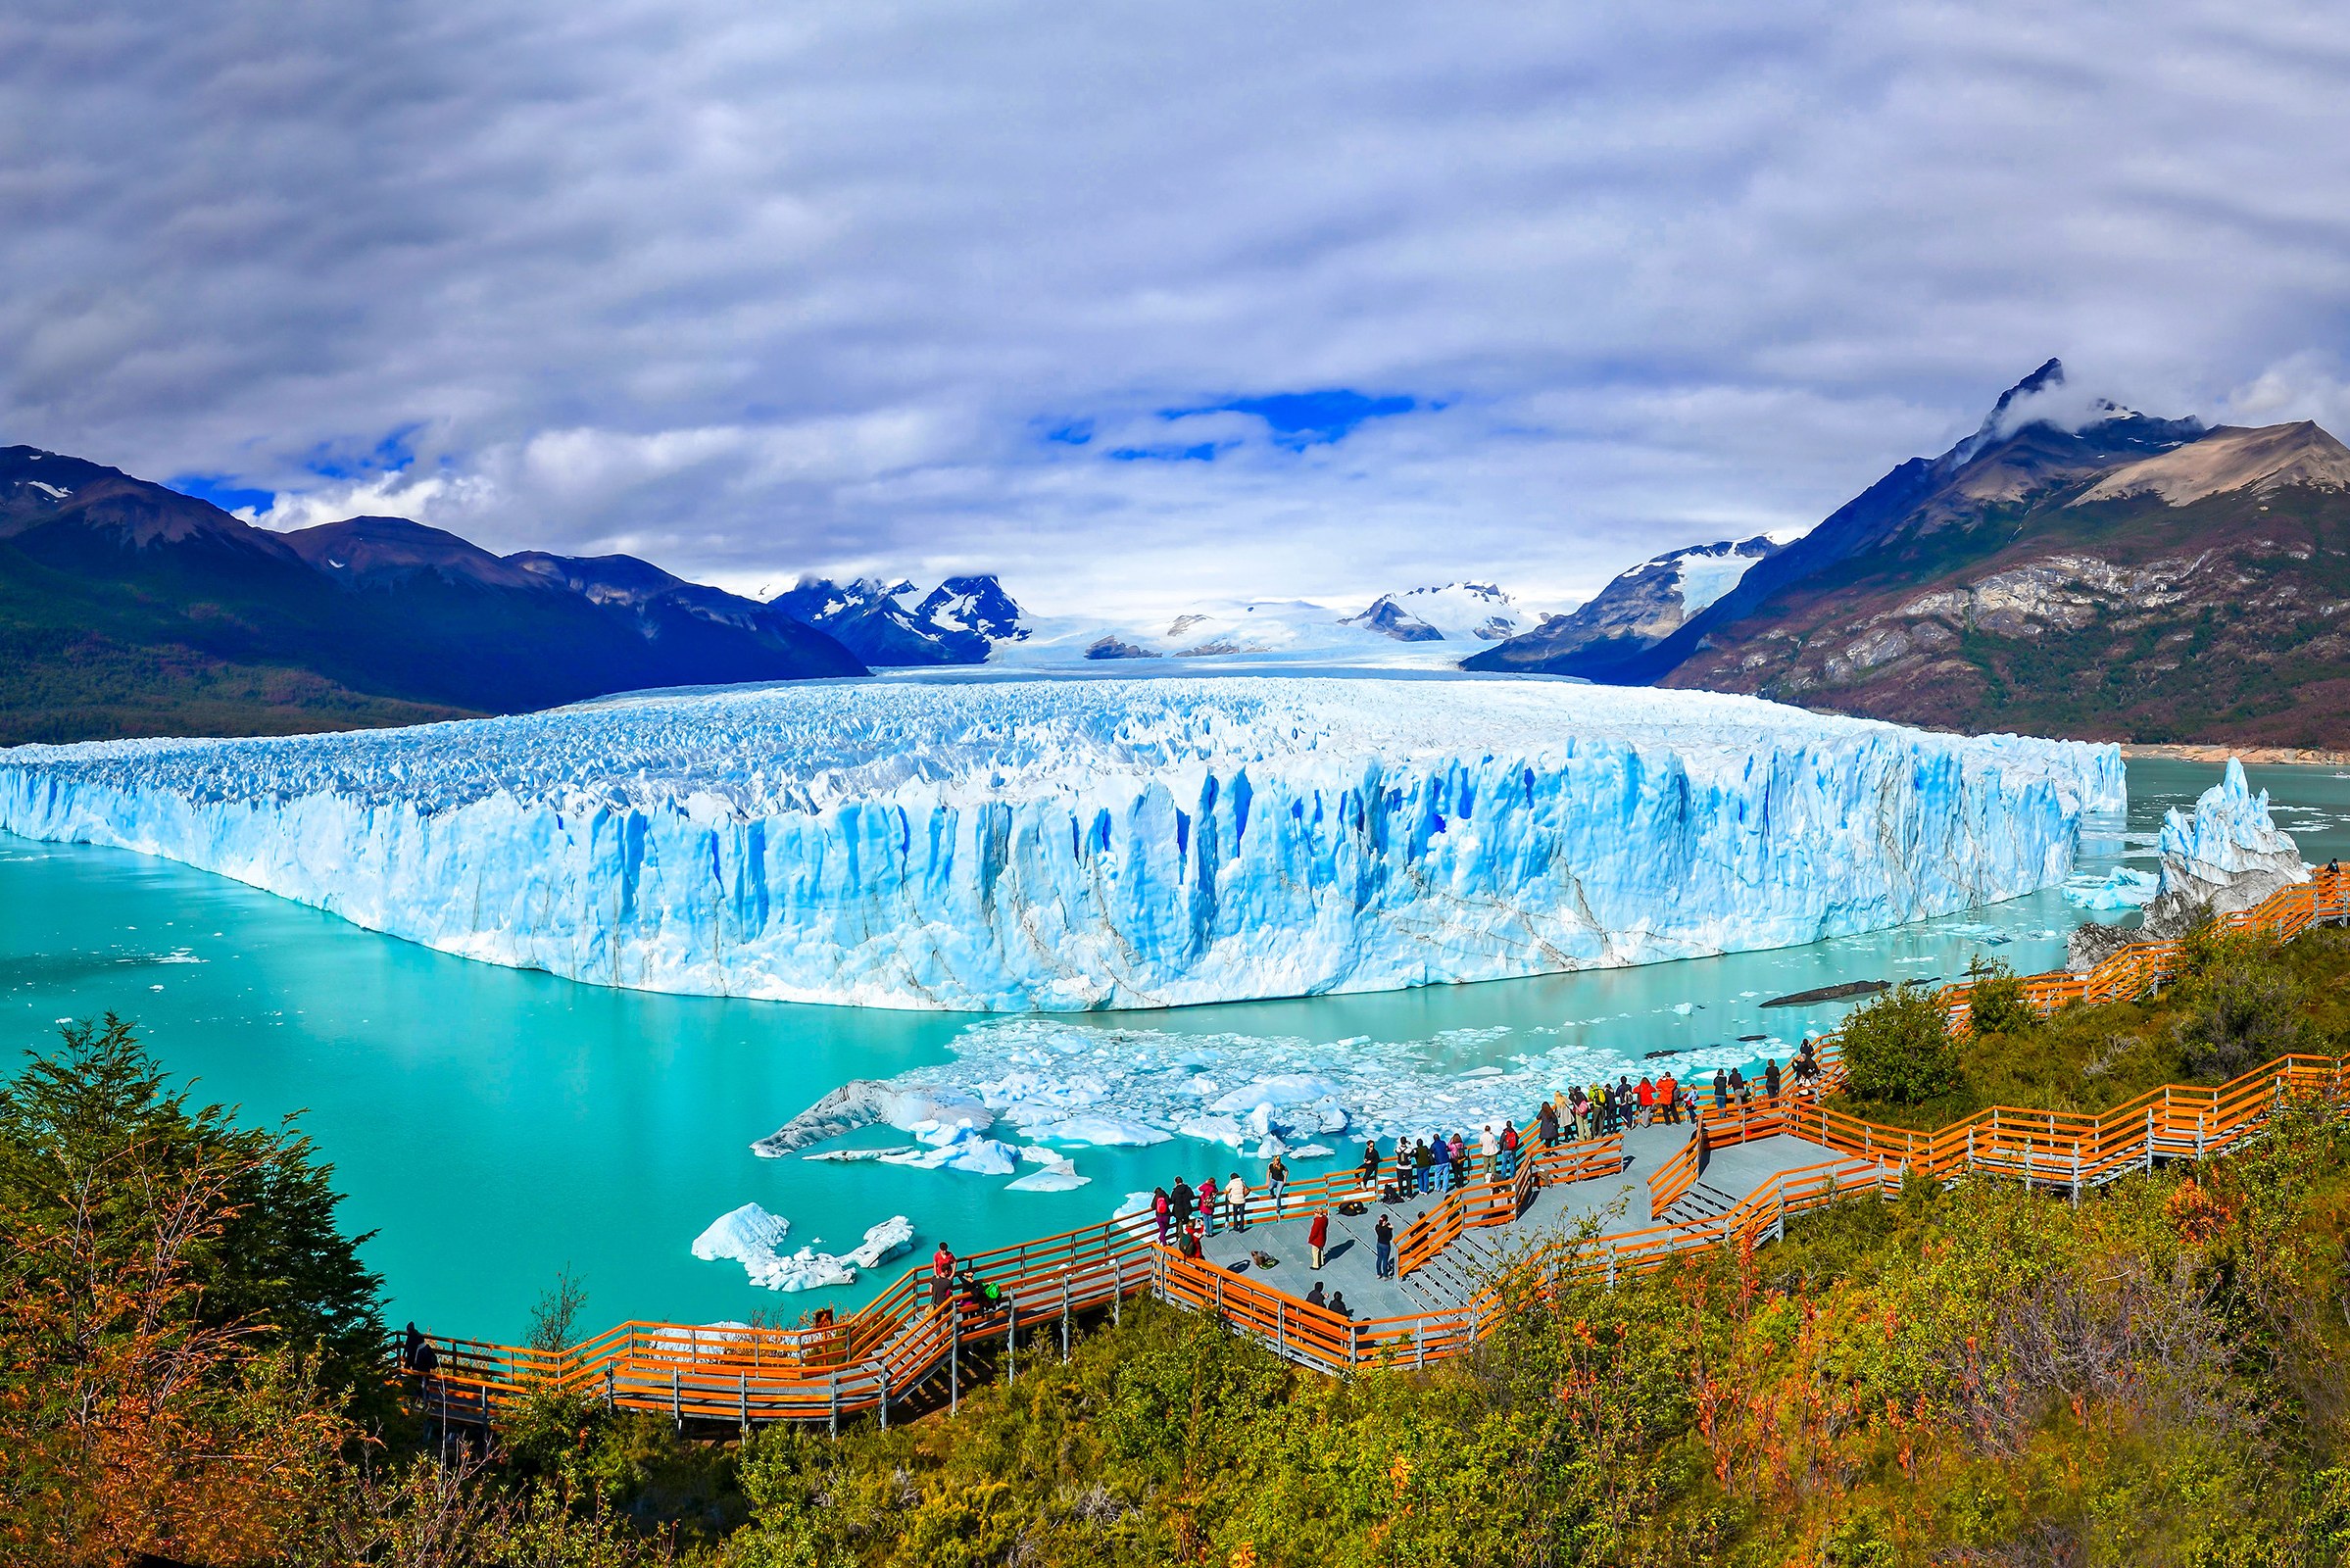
1468 362 2350 747
0 446 864 745
768 574 1029 665
995 583 1550 667
1463 538 1780 672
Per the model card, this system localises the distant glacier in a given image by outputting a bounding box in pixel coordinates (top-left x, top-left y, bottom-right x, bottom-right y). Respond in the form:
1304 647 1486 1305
0 674 2123 1010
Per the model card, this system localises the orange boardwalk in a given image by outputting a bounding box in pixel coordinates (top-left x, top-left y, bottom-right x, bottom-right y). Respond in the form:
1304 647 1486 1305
399 869 2350 1429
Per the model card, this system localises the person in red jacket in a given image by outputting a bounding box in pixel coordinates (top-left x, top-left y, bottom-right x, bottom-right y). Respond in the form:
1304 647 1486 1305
931 1243 955 1309
1308 1207 1330 1270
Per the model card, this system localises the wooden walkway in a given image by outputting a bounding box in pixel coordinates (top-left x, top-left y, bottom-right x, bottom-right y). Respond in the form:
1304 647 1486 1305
399 868 2350 1431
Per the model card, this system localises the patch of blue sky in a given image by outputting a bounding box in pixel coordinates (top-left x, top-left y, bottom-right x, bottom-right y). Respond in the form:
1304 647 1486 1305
305 425 420 481
1107 441 1224 463
168 474 276 514
1167 388 1417 449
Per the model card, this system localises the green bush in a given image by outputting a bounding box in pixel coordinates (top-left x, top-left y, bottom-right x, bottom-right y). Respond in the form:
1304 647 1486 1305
1838 982 1965 1105
1964 955 2038 1036
2173 944 2314 1082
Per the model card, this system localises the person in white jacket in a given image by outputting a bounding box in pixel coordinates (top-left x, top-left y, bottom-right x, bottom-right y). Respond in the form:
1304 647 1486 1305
1224 1172 1250 1233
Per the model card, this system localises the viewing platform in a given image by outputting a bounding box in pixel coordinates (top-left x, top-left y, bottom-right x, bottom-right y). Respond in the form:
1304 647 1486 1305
396 868 2350 1432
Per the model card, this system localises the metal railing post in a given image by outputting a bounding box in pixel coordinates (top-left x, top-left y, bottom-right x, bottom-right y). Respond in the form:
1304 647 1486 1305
1060 1275 1071 1362
1005 1292 1018 1386
670 1368 680 1431
877 1361 889 1430
741 1372 751 1438
826 1370 836 1437
950 1309 960 1414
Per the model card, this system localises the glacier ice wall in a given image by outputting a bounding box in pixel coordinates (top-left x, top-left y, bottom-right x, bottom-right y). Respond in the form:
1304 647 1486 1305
0 674 2124 1010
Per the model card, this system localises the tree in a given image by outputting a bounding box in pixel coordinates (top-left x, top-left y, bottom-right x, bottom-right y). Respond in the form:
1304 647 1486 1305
0 1016 385 1400
1838 983 1965 1106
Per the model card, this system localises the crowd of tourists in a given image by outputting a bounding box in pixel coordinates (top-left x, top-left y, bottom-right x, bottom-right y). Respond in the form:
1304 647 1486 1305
936 1039 1829 1326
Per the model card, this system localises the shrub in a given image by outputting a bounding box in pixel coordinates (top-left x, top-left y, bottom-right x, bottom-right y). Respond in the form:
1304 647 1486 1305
1964 956 2037 1036
1839 983 1965 1105
2172 948 2312 1083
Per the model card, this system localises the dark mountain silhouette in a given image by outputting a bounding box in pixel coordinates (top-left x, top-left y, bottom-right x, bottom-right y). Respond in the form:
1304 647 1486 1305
0 446 863 744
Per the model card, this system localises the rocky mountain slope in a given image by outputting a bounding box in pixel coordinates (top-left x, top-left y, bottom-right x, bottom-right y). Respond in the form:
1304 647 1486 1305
1472 363 2350 747
1463 538 1779 672
769 574 1027 665
0 446 863 744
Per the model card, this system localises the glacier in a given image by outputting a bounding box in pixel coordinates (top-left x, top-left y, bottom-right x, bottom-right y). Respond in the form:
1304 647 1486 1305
0 673 2122 1011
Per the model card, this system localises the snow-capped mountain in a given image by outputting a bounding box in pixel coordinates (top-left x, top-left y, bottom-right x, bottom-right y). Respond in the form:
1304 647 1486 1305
1466 538 1781 671
769 573 1029 665
1343 582 1529 643
997 583 1549 667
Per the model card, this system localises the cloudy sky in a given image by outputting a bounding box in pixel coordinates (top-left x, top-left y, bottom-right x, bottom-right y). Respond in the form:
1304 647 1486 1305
5 1 2349 614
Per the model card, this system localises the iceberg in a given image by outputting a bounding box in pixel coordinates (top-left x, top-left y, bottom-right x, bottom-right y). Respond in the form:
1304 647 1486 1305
691 1201 790 1265
1005 1158 1091 1192
691 1209 915 1292
2155 759 2308 912
2063 867 2158 910
877 1126 1022 1175
0 674 2122 1011
1025 1114 1169 1148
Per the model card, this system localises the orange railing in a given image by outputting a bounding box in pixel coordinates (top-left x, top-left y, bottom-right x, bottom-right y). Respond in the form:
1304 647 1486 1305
401 868 2350 1426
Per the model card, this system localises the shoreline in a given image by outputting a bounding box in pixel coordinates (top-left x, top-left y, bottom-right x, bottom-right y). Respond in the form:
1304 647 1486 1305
2120 743 2350 769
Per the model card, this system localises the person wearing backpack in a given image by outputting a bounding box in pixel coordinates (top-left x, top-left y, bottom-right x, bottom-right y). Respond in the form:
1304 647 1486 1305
1375 1212 1395 1278
1498 1120 1522 1179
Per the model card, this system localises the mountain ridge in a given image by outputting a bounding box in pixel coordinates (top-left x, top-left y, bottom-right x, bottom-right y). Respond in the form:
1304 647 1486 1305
1467 363 2350 747
0 444 865 745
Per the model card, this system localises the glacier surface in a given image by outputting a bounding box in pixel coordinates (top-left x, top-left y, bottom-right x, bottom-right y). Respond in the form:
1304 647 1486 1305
0 674 2122 1011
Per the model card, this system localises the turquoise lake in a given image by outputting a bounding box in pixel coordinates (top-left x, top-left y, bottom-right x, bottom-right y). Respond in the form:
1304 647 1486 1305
7 756 2347 1342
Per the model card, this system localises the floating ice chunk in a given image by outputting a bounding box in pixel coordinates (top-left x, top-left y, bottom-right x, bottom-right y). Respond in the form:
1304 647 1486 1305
878 1126 1023 1176
1671 1003 1694 1015
1005 1159 1091 1193
2064 867 2158 909
691 1202 789 1264
751 1079 993 1157
692 1209 912 1292
1025 1114 1170 1148
1176 1115 1250 1148
1110 1192 1156 1237
843 1215 914 1270
1208 1074 1345 1114
1289 1144 1335 1158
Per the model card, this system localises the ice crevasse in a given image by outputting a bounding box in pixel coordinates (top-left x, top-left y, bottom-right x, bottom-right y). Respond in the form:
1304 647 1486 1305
0 674 2124 1010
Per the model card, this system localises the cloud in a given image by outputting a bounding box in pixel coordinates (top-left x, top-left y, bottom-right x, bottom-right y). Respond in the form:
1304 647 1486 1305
3 1 2350 612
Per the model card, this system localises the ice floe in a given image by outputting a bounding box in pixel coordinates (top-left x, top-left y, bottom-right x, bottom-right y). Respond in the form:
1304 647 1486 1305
2063 867 2158 909
691 1207 915 1292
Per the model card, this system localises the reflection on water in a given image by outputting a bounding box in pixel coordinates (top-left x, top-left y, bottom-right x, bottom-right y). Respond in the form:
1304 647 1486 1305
3 756 2343 1339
